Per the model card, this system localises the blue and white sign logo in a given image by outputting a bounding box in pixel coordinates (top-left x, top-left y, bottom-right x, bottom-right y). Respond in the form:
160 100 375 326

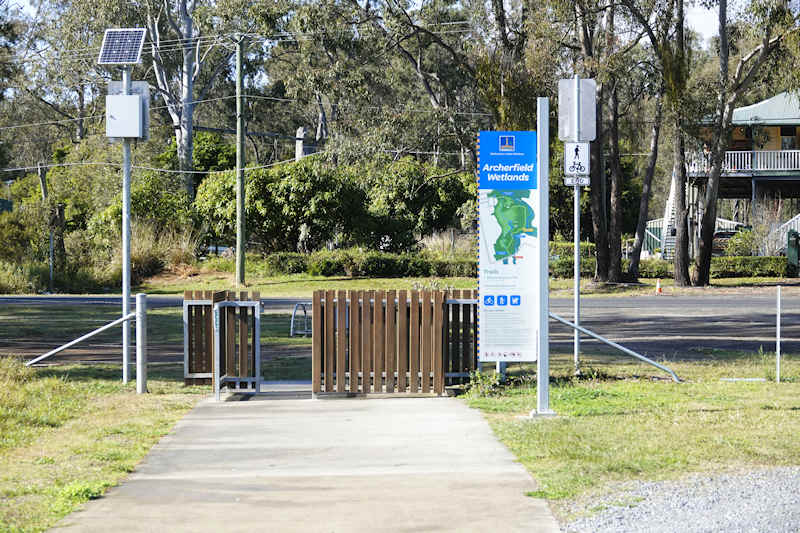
478 131 537 190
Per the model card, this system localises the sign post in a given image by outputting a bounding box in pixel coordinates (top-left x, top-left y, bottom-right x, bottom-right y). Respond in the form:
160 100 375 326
477 99 552 415
558 76 596 375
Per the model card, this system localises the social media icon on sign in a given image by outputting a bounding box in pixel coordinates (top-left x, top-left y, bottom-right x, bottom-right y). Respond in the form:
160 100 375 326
484 295 495 306
497 295 508 306
510 295 521 306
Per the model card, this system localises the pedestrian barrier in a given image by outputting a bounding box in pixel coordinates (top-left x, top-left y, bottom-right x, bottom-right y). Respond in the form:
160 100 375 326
311 289 478 396
184 290 261 392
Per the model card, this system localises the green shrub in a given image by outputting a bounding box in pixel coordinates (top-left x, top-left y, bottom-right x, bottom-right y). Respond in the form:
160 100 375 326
0 261 43 294
636 259 672 278
550 256 596 278
710 256 787 278
430 258 477 277
549 241 595 259
725 230 756 256
306 250 351 276
263 252 308 275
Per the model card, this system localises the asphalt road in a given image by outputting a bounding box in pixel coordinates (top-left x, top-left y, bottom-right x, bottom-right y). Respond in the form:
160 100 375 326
2 294 797 360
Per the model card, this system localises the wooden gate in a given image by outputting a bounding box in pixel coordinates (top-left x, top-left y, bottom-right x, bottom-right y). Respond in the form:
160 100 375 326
184 290 260 388
311 289 477 395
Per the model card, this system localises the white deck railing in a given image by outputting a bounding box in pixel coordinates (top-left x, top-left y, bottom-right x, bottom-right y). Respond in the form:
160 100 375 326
688 150 800 174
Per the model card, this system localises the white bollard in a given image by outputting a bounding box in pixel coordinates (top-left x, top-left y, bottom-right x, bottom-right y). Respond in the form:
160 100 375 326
136 293 148 394
777 285 781 384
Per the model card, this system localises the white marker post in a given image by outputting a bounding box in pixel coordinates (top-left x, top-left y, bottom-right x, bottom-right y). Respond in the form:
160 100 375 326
536 97 553 416
777 285 781 383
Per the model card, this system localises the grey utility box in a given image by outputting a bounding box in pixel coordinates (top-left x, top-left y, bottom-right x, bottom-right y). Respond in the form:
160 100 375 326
106 94 143 138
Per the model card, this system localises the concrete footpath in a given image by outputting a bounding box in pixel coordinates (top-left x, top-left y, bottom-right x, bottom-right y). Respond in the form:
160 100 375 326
55 397 561 533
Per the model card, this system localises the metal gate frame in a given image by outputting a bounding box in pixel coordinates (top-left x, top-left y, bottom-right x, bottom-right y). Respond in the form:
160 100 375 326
213 300 261 400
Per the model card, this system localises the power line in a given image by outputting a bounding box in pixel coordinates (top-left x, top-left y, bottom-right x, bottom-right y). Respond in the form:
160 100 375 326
0 154 317 175
10 25 476 66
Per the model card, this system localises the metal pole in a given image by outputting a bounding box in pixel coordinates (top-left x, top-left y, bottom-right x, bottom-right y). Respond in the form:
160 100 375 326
535 97 554 416
136 293 148 394
122 66 132 384
573 74 581 374
235 36 246 286
38 162 54 293
777 284 781 383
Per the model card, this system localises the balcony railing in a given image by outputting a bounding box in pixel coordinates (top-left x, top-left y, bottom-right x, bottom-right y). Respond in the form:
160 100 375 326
688 150 800 175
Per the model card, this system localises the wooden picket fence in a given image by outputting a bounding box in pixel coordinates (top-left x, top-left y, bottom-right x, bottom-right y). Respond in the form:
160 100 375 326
312 289 477 395
183 290 260 387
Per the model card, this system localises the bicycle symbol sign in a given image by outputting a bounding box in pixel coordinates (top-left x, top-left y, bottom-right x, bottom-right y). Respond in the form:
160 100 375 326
564 142 590 176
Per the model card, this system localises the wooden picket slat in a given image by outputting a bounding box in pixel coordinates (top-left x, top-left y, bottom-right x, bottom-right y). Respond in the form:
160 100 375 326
336 290 347 392
239 291 249 377
409 290 420 393
225 291 236 377
324 290 335 392
251 291 260 377
472 289 478 371
451 289 462 377
462 290 473 373
385 290 396 393
348 290 360 393
373 290 386 393
312 291 322 393
433 291 443 394
205 291 216 375
397 290 408 393
210 291 223 379
421 290 431 393
361 290 372 393
193 290 204 374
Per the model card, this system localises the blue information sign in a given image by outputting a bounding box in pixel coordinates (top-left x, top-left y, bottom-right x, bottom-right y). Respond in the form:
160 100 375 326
478 131 537 190
477 130 541 363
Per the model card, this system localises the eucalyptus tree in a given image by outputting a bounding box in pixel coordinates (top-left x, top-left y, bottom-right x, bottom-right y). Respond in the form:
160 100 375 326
693 0 800 285
0 0 18 96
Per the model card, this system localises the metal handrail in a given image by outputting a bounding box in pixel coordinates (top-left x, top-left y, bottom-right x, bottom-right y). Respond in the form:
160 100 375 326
26 312 135 366
549 311 680 383
25 294 149 394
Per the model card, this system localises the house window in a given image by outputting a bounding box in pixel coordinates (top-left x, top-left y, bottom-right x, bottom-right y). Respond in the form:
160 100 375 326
781 126 796 150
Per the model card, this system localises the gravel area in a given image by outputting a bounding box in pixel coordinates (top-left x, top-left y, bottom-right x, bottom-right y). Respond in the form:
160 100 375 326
564 467 800 533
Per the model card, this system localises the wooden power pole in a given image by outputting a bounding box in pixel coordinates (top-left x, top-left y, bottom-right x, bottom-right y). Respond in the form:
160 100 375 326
235 36 246 286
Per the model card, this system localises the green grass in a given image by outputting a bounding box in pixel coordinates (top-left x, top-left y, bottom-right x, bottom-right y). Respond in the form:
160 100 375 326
0 306 312 350
0 359 203 532
466 352 800 519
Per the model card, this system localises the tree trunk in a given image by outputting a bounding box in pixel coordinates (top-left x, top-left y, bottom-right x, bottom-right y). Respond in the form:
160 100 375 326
590 82 609 281
673 123 691 286
608 82 624 282
628 92 663 279
695 0 730 286
75 87 85 141
178 6 195 198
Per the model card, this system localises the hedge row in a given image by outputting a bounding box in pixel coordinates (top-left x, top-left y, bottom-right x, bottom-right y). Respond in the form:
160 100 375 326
251 252 788 279
549 241 596 260
262 250 477 278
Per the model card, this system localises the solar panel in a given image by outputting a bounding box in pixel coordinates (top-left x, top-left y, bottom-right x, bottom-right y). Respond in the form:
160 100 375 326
98 28 146 65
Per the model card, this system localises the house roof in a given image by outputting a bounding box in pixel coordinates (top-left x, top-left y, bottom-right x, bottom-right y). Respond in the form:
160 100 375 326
732 92 800 125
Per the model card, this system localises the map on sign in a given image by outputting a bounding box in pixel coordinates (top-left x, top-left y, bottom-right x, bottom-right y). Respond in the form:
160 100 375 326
480 190 537 265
